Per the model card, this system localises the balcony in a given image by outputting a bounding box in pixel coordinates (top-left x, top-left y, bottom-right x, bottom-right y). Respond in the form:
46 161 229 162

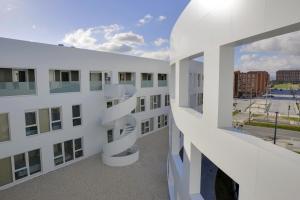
119 80 135 86
49 81 80 93
0 82 36 96
158 80 167 87
90 81 102 91
141 80 153 88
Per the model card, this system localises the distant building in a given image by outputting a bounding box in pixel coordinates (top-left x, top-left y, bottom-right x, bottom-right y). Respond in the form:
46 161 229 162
234 71 269 98
276 70 300 83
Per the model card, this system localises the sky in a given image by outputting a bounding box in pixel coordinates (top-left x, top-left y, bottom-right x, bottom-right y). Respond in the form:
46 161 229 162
0 0 299 79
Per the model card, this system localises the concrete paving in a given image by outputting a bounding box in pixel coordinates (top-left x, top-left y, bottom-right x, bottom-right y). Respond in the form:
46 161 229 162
0 128 169 200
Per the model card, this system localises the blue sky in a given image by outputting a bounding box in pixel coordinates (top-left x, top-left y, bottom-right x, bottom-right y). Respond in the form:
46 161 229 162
0 0 189 60
1 0 299 78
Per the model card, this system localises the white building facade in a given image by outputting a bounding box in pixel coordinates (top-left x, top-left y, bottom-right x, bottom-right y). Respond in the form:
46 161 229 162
0 37 170 190
168 0 300 200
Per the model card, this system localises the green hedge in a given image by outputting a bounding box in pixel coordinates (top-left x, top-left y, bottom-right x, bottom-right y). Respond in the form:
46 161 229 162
246 121 300 132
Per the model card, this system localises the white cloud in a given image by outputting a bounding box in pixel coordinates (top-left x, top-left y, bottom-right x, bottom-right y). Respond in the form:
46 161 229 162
241 31 300 55
62 25 144 53
154 38 168 47
137 14 153 26
237 53 300 79
32 24 36 29
140 49 170 61
157 16 167 22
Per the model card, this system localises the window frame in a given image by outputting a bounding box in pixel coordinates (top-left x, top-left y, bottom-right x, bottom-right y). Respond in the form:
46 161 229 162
72 104 82 127
0 112 11 142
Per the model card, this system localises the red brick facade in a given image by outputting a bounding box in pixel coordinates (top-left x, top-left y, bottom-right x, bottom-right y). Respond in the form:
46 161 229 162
276 70 300 83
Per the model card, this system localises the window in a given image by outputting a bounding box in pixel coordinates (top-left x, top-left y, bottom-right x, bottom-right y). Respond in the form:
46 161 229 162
25 107 61 136
104 72 112 85
136 97 146 113
198 73 201 87
64 140 74 162
74 138 83 158
158 73 168 87
0 113 10 142
25 111 38 136
49 70 80 93
51 107 62 130
141 118 154 134
197 93 203 106
107 129 113 143
90 72 102 91
141 73 153 88
158 114 168 128
165 94 170 106
106 99 119 108
28 149 41 175
150 95 161 110
158 73 167 80
13 149 41 180
0 157 13 186
53 143 63 166
53 138 83 166
72 105 82 126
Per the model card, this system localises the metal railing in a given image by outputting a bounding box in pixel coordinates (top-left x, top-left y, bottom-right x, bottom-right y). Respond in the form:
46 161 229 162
49 81 80 93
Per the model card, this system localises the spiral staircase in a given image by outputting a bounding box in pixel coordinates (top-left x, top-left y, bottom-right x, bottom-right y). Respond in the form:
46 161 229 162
101 84 139 167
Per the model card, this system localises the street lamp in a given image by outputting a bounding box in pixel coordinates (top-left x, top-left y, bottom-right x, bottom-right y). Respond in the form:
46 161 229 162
273 111 279 144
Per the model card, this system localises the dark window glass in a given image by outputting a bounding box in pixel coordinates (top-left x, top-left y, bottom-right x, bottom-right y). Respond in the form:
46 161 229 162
73 118 81 126
25 112 36 126
74 138 82 150
51 108 61 121
28 149 41 175
72 105 80 118
64 140 74 162
53 143 62 157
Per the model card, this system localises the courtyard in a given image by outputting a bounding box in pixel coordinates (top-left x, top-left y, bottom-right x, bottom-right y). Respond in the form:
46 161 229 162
0 128 169 200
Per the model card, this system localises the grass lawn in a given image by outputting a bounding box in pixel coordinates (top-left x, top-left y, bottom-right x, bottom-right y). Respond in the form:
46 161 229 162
232 110 240 116
246 121 300 132
280 116 300 121
272 83 300 90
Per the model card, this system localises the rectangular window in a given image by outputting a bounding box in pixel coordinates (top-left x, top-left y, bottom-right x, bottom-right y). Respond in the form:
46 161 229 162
64 140 74 162
28 149 41 175
90 72 102 91
25 111 38 136
72 105 82 126
74 138 83 158
51 107 62 130
136 97 146 113
141 117 154 134
0 113 10 142
53 143 63 166
197 93 203 106
0 157 13 186
197 73 201 87
14 153 28 180
150 95 161 110
38 108 50 133
165 94 170 106
158 114 168 128
107 129 113 143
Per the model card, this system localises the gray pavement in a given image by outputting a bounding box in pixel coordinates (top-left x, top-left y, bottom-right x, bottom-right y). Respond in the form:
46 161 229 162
0 128 169 200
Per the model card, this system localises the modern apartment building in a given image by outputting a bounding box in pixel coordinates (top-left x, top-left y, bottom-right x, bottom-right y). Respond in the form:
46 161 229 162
276 70 300 83
234 71 269 98
168 0 300 200
0 37 170 190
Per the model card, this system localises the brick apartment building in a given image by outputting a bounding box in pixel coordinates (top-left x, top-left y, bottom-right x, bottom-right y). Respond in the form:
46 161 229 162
234 71 269 98
276 70 300 83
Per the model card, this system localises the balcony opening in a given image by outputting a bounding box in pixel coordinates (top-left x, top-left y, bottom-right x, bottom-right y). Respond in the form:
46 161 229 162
231 31 300 154
90 71 103 91
49 70 80 93
201 155 239 200
0 68 36 96
119 72 135 86
141 73 153 88
158 73 168 87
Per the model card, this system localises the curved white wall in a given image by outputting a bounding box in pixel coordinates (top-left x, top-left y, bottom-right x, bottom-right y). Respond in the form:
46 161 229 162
169 0 300 200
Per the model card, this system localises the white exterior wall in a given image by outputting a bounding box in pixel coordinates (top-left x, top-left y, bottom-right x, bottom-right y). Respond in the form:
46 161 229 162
168 0 300 200
0 37 170 190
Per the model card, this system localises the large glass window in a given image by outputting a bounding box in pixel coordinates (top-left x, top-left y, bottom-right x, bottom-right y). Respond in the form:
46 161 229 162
165 94 170 106
141 118 154 134
72 105 82 126
25 111 38 136
51 107 62 130
158 114 168 129
158 73 168 87
150 95 161 110
28 149 41 175
0 157 13 186
53 143 63 166
141 73 153 88
64 140 74 162
53 138 83 166
49 70 80 93
0 113 10 142
90 72 102 91
14 153 28 180
107 129 113 143
136 97 146 113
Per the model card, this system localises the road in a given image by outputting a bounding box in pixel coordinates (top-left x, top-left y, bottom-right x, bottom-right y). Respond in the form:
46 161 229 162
240 125 300 141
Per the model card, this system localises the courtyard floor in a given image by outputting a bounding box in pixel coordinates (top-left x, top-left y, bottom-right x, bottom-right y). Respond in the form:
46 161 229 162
0 128 169 200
